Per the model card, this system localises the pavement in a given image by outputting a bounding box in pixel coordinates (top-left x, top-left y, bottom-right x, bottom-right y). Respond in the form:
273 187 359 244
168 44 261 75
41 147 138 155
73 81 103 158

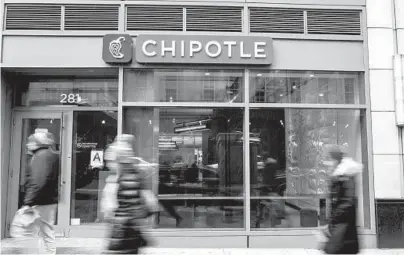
2 238 404 255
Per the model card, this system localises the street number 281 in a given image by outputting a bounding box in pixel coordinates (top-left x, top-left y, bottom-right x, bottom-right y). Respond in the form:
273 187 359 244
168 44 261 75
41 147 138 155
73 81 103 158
60 94 80 104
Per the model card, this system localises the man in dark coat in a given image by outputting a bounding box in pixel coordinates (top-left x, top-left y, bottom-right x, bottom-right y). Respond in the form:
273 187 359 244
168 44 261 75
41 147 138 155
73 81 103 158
23 131 59 254
323 147 362 254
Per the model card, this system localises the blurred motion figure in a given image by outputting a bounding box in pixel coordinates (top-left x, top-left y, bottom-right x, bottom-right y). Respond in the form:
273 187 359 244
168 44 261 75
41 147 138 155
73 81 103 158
102 134 153 254
20 131 59 254
321 146 362 254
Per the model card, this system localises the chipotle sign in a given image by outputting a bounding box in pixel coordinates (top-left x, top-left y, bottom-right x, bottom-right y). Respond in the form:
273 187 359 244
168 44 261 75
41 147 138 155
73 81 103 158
135 34 273 65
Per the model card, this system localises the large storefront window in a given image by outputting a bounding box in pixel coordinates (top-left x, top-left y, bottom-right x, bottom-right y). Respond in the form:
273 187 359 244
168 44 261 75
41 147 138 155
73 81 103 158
124 107 245 228
124 69 244 103
122 69 369 230
249 108 367 228
250 71 365 104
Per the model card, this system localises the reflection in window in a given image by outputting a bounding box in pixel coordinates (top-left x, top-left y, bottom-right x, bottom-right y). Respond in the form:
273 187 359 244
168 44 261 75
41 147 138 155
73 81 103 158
124 107 244 228
123 69 244 103
70 111 117 224
15 79 118 107
250 71 364 104
250 109 367 229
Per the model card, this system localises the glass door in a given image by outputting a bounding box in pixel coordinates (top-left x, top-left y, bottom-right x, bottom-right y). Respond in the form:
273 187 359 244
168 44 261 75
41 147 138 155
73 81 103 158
7 111 72 237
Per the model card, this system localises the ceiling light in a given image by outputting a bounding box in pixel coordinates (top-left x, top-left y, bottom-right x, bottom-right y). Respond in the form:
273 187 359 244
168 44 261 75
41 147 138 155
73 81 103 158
319 93 324 97
101 120 106 124
205 72 210 76
257 73 263 77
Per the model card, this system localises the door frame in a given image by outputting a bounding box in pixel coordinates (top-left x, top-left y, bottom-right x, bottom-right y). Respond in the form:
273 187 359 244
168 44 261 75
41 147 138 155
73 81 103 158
6 111 73 237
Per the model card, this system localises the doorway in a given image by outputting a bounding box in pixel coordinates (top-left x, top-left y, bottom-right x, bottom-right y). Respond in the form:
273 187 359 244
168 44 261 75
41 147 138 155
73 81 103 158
6 110 117 237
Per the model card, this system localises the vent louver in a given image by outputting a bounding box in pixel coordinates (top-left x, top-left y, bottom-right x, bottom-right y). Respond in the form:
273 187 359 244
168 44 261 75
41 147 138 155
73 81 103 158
249 8 304 34
64 5 119 31
126 5 183 31
186 6 242 32
307 10 361 35
5 4 61 30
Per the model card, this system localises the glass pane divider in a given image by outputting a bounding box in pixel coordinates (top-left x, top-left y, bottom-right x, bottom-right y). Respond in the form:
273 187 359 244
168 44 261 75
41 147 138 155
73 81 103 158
249 103 367 109
121 102 248 108
157 196 244 200
118 67 124 135
244 68 251 232
250 196 327 200
14 106 118 112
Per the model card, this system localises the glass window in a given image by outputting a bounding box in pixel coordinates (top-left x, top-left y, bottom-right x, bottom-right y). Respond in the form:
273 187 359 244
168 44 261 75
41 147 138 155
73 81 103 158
249 71 365 104
249 109 368 229
124 107 244 229
15 79 118 107
70 111 117 224
123 69 244 103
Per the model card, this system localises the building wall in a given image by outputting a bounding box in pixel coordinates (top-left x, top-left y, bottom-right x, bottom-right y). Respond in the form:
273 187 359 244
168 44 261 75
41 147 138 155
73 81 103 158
0 0 376 247
0 76 13 239
367 0 404 200
367 0 404 248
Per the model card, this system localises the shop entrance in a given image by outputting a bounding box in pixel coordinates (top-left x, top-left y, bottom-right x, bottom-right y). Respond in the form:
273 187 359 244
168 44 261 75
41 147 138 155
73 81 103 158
6 110 118 237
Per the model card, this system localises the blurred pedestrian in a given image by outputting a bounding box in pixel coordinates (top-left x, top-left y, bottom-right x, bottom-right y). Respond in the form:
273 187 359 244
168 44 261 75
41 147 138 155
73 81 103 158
321 146 362 254
102 134 153 254
14 131 59 254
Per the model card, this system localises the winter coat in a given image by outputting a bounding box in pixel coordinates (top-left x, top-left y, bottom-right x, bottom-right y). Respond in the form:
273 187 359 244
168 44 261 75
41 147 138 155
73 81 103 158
323 157 362 254
24 148 59 206
105 162 149 254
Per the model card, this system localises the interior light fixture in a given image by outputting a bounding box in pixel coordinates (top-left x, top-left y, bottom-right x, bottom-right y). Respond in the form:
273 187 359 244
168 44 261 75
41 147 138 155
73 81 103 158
319 93 324 97
205 72 210 76
176 119 211 127
174 124 209 133
257 73 263 77
101 120 106 124
159 143 179 150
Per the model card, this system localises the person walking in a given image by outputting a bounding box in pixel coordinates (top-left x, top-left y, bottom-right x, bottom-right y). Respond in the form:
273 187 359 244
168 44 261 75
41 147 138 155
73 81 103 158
321 146 362 254
103 135 151 254
22 131 59 254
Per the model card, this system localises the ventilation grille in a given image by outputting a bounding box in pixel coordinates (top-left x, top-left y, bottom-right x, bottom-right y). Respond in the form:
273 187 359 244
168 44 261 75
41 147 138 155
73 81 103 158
249 8 304 34
307 10 361 35
126 5 183 31
186 6 242 32
64 5 119 30
5 4 61 30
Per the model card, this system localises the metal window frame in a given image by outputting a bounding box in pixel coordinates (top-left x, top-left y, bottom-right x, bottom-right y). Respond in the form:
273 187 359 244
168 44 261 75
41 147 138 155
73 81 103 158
119 67 371 234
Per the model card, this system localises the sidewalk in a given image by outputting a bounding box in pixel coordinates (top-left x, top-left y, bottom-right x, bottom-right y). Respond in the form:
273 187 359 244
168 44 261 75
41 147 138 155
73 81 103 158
2 238 404 254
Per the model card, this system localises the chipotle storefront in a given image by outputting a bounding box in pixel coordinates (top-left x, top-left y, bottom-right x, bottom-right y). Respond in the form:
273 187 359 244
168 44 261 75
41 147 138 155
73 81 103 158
1 8 374 247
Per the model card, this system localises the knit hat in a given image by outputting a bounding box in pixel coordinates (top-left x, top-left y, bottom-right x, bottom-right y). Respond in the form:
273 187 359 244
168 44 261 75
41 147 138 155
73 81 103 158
27 131 55 149
104 134 135 163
